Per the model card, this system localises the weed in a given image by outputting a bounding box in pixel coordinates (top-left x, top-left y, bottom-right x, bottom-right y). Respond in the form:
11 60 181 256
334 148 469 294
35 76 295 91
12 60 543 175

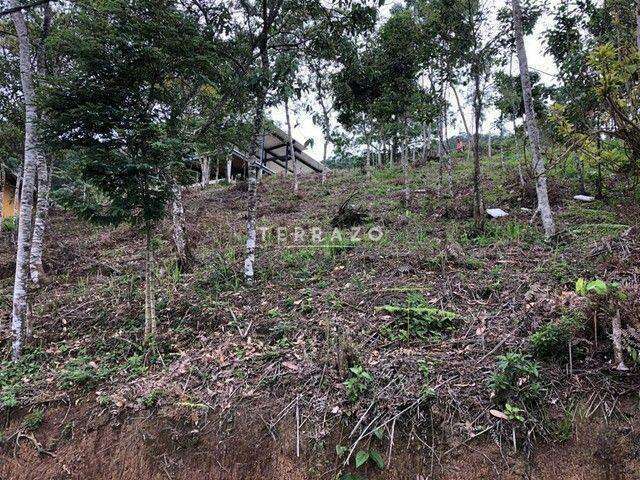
530 314 584 361
23 409 44 431
140 389 163 408
344 365 373 402
378 293 456 341
489 352 543 406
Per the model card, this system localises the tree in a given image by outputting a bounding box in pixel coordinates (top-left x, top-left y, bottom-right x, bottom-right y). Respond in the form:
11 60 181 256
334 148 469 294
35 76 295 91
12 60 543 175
512 0 555 237
8 0 42 360
43 0 221 341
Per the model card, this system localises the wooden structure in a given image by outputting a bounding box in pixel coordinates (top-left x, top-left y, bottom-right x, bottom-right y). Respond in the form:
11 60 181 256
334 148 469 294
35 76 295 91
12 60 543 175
1 169 17 219
203 126 325 184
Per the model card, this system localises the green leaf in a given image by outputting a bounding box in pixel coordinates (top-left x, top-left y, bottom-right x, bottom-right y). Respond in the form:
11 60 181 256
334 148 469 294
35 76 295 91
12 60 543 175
372 427 384 440
369 449 385 469
355 450 369 468
575 278 586 296
586 279 608 296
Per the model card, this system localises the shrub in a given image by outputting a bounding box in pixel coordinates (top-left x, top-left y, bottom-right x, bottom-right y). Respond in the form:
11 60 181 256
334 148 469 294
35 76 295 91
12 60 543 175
344 365 373 402
489 352 542 406
378 293 456 341
530 315 584 361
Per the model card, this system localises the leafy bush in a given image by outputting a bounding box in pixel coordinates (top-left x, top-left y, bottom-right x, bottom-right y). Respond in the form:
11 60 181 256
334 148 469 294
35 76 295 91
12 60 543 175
489 352 542 406
530 314 584 361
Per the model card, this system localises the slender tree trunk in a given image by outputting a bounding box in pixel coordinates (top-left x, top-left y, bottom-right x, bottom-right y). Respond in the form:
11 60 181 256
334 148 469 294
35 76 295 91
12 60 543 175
401 130 409 206
226 156 232 183
576 154 586 195
285 98 298 193
200 156 211 188
513 0 556 237
636 0 640 51
29 157 50 285
29 0 53 287
170 180 193 271
488 135 492 161
12 166 22 245
0 164 4 233
215 157 219 181
143 225 157 342
321 140 328 183
10 2 41 360
472 72 484 231
365 134 371 179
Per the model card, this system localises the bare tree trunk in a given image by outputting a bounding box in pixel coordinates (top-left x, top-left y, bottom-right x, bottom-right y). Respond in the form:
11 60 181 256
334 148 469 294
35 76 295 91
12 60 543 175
365 134 371 179
472 71 484 231
401 132 409 206
245 73 267 285
29 0 53 287
488 134 492 161
636 0 640 51
200 156 211 188
321 140 328 183
0 164 4 233
612 309 628 371
170 180 193 271
29 156 50 285
513 0 556 237
225 156 232 183
285 98 298 193
12 166 22 245
10 0 40 360
143 225 157 342
215 157 219 181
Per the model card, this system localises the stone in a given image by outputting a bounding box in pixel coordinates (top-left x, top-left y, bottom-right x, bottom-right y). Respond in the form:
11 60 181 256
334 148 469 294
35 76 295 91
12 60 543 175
486 208 509 218
573 194 595 202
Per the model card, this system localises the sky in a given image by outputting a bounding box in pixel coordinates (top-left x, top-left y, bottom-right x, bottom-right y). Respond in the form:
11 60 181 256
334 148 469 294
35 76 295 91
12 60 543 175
269 0 560 161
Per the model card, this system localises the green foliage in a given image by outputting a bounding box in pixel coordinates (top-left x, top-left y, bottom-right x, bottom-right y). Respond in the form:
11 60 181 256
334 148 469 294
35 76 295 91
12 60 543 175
140 389 163 408
378 293 456 341
489 352 543 406
530 314 584 361
504 403 525 423
344 365 373 402
1 216 16 231
0 349 47 409
23 409 45 431
574 278 620 297
354 449 385 470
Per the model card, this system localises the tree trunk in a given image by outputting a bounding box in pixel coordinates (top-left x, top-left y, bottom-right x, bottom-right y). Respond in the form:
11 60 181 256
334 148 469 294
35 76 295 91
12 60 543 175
245 52 268 285
12 166 22 245
321 139 328 183
143 225 157 342
170 180 193 271
636 0 640 51
365 134 371 179
200 156 211 188
10 2 41 360
576 154 586 195
472 71 484 231
0 164 4 233
284 98 298 193
513 0 556 237
29 156 50 285
401 133 409 206
29 0 53 287
488 134 492 161
226 156 232 183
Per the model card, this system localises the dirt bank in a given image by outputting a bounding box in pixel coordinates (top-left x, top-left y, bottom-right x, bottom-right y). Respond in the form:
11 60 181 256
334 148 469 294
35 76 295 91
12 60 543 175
1 402 639 480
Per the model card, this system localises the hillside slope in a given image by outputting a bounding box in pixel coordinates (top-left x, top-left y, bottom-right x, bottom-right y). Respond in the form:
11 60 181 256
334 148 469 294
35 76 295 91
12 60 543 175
1 159 640 479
